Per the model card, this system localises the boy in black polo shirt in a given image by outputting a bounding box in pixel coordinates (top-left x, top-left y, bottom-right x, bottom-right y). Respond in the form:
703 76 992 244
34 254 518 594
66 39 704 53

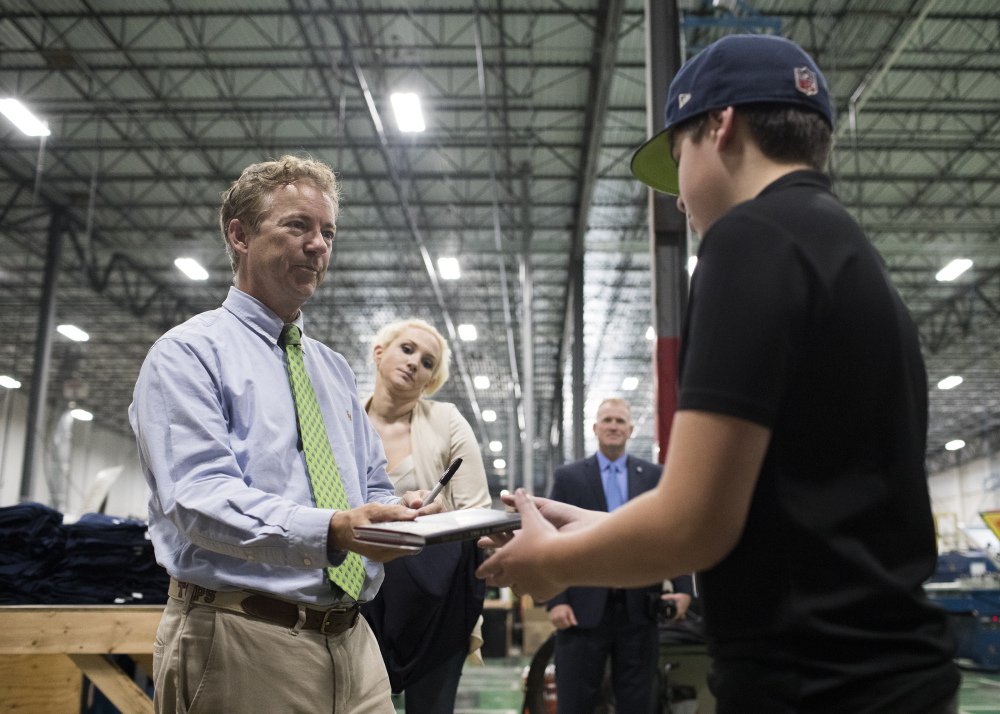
479 34 959 713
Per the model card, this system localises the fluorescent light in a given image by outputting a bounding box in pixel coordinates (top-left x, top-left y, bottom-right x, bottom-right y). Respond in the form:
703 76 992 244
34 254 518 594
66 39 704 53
935 258 972 282
437 257 460 280
474 375 490 389
687 256 698 274
0 375 21 389
390 92 426 133
70 408 93 422
645 326 655 341
945 439 965 451
621 376 639 391
174 257 209 281
482 409 497 422
489 440 502 453
458 324 478 341
937 375 963 390
57 324 89 342
0 98 51 137
493 458 506 469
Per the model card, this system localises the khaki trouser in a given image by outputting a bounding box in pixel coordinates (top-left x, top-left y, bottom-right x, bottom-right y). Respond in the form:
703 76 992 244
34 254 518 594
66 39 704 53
153 596 394 714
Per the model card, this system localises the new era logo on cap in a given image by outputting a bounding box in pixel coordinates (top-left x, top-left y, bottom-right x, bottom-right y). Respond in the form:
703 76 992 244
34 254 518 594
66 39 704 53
678 93 692 108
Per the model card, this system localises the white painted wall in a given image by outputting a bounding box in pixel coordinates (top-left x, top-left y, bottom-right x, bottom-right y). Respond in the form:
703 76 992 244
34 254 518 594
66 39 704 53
928 451 1000 555
0 387 149 520
0 388 27 506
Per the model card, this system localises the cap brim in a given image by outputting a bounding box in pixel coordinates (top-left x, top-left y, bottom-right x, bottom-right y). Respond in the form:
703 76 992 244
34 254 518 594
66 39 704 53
629 129 678 196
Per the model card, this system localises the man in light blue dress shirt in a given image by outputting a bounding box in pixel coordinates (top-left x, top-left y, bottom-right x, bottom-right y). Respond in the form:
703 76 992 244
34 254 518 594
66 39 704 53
130 155 438 713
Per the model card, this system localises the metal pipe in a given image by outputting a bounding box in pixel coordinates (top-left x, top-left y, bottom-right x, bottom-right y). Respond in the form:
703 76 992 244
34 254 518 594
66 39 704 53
472 0 525 461
520 240 534 495
840 0 939 140
327 6 490 441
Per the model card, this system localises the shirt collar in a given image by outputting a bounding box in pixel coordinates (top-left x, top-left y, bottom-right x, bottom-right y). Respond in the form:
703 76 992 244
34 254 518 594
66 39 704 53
757 169 831 198
222 286 306 346
596 451 627 473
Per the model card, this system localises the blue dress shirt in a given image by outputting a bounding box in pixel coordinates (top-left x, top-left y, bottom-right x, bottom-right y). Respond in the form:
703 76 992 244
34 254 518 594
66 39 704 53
129 287 399 604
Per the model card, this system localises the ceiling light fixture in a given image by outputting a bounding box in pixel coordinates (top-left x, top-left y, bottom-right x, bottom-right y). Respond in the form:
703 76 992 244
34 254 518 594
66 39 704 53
457 324 477 341
645 326 655 341
621 376 639 391
0 98 51 137
935 258 972 282
57 324 89 342
482 409 497 422
474 375 490 389
489 440 502 453
70 408 93 421
0 375 21 389
944 439 965 451
174 257 209 281
937 375 963 390
437 257 460 280
493 458 506 469
390 92 426 133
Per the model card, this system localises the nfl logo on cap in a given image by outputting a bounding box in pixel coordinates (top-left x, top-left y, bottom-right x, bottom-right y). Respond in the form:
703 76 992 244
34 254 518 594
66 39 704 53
794 67 819 97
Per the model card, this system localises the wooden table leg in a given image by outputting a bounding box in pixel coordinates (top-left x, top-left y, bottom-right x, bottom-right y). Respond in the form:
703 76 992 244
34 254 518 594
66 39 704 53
67 653 153 714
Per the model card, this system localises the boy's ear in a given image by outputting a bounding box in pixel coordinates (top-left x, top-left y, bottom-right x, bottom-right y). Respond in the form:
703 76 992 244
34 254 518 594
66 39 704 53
715 107 737 148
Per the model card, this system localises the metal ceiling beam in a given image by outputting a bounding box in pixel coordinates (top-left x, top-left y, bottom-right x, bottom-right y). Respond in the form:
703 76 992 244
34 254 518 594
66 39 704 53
322 0 492 443
917 268 1000 354
842 0 939 139
550 0 627 459
470 0 528 487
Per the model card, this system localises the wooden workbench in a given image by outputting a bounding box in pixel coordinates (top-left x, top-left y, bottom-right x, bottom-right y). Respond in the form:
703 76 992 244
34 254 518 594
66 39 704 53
0 605 162 714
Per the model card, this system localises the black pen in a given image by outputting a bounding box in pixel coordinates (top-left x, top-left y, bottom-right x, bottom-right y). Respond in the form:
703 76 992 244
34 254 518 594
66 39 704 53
423 458 462 506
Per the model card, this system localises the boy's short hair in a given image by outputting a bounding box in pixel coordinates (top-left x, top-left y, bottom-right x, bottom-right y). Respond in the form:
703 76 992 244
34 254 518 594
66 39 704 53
632 34 834 195
671 102 832 171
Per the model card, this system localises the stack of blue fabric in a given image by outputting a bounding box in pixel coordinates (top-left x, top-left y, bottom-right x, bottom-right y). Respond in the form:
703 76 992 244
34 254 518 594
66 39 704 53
0 502 168 604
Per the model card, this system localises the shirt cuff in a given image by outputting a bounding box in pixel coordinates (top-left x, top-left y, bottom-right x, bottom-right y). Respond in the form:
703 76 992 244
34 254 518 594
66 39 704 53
289 505 339 566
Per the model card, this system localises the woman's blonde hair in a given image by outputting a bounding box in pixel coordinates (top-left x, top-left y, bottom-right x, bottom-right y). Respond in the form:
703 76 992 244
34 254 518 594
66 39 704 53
373 318 451 396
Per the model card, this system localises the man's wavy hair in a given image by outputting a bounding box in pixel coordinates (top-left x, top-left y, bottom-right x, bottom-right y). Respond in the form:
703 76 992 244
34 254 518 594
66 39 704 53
219 155 341 272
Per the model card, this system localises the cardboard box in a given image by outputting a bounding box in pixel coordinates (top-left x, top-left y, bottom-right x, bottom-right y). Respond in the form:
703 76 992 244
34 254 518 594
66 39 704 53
520 602 555 656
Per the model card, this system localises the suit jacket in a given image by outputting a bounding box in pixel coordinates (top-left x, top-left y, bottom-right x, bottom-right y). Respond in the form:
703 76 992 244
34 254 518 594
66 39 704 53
546 453 688 628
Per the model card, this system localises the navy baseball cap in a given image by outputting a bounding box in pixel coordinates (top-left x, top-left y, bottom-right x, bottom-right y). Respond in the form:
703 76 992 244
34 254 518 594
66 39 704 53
630 34 834 195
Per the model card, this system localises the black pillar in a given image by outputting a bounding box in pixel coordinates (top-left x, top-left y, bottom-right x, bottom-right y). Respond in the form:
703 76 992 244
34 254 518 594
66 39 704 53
20 210 65 501
645 0 688 463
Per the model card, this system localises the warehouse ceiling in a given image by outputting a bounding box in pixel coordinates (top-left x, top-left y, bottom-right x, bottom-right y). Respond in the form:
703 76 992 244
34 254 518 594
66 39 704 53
1 0 998 496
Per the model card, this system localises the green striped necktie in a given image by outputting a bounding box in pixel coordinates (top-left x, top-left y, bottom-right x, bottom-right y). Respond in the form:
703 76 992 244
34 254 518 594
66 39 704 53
281 323 364 601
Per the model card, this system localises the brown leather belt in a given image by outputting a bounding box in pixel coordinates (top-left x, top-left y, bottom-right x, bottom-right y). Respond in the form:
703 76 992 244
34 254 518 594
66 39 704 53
168 579 359 636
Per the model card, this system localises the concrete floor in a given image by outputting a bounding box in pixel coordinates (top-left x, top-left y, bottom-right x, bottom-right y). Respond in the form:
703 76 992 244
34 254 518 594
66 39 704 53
392 656 1000 714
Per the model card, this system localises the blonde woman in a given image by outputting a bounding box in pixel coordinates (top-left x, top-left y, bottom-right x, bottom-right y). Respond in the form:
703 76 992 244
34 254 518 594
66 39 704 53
363 318 491 714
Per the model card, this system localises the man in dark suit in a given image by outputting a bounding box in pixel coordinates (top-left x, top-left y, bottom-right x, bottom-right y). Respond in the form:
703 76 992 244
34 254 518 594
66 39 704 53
546 398 691 713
